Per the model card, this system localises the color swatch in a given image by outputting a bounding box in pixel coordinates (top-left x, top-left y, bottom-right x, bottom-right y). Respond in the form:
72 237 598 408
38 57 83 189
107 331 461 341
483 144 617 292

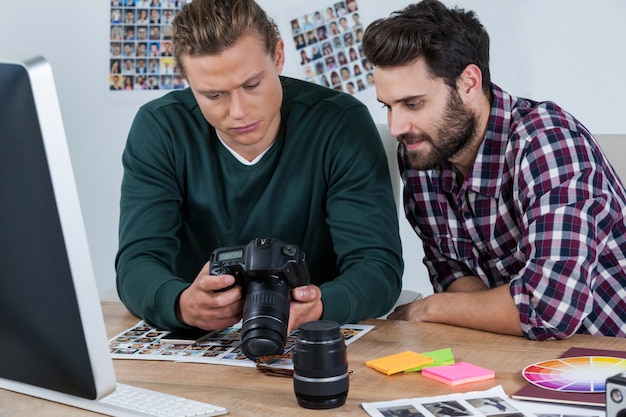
522 356 626 393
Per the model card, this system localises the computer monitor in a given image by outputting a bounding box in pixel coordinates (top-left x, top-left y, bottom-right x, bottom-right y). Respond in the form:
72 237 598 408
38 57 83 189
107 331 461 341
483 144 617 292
0 56 117 401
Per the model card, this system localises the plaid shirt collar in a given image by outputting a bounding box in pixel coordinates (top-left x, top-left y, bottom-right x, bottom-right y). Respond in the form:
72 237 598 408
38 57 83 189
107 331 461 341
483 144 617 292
439 84 513 199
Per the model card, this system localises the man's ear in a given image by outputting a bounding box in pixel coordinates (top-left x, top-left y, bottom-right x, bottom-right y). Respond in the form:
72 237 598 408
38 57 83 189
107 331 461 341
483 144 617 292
274 39 285 73
457 64 483 102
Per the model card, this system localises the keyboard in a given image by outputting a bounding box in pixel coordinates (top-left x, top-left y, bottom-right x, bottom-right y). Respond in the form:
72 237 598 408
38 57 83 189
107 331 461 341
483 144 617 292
95 383 228 417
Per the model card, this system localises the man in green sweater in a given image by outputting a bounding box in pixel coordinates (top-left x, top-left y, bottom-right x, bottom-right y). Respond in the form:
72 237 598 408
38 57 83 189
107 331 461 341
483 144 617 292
115 0 403 334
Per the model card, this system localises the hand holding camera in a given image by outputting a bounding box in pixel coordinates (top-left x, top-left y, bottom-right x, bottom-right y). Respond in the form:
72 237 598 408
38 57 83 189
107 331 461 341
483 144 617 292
209 237 311 360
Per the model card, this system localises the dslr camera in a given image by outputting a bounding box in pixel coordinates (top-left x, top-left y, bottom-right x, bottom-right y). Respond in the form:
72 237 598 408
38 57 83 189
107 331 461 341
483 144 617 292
607 372 626 417
209 237 310 360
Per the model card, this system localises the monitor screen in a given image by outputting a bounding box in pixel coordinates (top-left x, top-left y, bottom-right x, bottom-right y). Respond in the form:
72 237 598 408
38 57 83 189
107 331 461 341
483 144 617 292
0 57 116 400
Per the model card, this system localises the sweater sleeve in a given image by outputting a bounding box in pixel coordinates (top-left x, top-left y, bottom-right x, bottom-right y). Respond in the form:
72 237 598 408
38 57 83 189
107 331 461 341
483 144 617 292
317 105 404 323
115 105 190 329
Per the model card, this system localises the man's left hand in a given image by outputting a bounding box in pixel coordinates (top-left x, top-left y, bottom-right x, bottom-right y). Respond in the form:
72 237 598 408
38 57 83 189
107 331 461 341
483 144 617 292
288 284 323 333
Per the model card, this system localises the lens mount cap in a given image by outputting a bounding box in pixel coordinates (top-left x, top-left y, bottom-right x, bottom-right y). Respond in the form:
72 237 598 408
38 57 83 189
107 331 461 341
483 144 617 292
298 320 341 342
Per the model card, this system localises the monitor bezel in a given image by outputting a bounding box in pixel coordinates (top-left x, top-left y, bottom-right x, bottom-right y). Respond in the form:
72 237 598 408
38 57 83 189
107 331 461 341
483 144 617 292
0 56 116 402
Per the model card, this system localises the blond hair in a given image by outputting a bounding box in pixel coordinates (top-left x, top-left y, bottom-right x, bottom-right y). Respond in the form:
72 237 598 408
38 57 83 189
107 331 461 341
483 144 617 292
172 0 280 77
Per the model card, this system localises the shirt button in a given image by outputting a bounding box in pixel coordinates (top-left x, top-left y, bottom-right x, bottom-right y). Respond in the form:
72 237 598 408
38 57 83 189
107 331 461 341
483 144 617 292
463 211 472 219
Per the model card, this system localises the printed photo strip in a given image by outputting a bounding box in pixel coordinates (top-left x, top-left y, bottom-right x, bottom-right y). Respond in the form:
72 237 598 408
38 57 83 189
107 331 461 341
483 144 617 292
109 320 373 368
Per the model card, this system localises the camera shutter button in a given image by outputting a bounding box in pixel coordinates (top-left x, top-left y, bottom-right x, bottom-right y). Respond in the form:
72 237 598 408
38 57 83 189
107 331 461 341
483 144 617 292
282 245 297 257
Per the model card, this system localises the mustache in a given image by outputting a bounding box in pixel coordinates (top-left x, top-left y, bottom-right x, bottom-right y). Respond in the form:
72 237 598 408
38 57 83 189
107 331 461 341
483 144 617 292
396 132 431 144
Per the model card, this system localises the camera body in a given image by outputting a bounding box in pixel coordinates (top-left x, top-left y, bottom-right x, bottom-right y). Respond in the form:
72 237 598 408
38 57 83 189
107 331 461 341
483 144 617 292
209 237 310 290
607 372 626 417
209 238 310 360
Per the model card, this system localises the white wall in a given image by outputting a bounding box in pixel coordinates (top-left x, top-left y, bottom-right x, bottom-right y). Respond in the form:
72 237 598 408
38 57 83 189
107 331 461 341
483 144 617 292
1 0 624 301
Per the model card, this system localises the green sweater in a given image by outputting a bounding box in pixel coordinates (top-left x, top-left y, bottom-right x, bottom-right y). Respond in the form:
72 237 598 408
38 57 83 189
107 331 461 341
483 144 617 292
116 76 403 329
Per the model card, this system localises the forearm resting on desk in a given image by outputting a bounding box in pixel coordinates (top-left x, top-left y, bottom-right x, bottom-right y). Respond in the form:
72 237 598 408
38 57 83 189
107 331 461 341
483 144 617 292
389 280 523 336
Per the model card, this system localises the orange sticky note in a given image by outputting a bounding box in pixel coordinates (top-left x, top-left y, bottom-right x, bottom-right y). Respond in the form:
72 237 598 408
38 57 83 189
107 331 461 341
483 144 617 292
422 362 494 386
366 351 433 375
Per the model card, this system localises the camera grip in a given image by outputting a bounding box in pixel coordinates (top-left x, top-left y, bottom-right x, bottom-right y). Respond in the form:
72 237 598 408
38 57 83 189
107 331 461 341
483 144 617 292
209 265 242 292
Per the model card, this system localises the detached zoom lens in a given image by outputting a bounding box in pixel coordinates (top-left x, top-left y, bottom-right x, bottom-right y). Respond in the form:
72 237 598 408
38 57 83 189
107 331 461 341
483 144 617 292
293 320 349 409
240 277 289 360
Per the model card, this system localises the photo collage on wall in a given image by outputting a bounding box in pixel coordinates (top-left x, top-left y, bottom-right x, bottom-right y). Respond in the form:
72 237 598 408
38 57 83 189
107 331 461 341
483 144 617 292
291 0 374 95
109 0 189 91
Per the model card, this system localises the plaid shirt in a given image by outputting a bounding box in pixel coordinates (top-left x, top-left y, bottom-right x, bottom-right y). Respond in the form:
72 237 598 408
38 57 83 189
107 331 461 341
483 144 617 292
401 84 626 340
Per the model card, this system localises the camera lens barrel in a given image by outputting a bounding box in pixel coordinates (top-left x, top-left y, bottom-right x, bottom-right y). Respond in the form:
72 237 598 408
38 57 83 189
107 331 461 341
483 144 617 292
293 320 349 409
240 277 290 360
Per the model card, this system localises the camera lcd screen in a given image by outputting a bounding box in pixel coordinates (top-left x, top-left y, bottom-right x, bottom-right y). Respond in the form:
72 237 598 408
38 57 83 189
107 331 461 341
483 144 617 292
217 249 244 262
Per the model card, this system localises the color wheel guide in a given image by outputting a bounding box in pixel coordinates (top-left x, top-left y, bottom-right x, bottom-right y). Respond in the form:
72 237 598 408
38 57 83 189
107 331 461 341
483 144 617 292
512 346 626 407
523 355 626 392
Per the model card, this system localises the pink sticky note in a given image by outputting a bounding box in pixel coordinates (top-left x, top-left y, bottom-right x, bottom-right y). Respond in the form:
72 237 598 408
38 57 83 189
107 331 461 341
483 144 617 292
422 362 494 386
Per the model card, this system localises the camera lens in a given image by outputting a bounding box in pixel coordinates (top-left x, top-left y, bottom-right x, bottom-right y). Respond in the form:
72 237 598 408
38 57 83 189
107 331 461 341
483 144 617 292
240 277 290 360
612 387 624 404
293 320 349 409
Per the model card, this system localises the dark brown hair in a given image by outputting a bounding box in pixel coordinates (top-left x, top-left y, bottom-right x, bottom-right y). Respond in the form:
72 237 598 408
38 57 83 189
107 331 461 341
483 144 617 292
362 0 491 95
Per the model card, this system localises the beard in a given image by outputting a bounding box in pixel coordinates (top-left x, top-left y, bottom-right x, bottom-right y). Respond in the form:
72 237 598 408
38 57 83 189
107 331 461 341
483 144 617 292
399 89 478 171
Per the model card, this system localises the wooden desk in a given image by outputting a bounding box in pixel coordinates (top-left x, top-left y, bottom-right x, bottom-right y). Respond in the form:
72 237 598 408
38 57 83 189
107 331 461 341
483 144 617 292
2 301 625 416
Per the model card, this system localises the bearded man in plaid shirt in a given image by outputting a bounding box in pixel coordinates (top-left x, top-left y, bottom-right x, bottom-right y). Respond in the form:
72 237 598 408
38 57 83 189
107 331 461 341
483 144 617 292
363 0 626 340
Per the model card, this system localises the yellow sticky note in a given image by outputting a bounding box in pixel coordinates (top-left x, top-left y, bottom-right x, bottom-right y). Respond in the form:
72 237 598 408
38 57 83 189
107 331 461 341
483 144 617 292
366 351 433 375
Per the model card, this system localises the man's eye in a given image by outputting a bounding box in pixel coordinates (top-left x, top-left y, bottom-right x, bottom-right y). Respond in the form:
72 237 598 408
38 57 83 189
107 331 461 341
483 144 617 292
406 101 421 110
244 82 260 90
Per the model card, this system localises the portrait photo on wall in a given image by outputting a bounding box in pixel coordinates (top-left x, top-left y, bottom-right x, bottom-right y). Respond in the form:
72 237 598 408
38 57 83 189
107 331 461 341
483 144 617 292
109 0 188 92
289 0 374 96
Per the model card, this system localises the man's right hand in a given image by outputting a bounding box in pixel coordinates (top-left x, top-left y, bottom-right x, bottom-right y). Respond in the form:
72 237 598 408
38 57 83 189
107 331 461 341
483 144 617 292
176 260 244 330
